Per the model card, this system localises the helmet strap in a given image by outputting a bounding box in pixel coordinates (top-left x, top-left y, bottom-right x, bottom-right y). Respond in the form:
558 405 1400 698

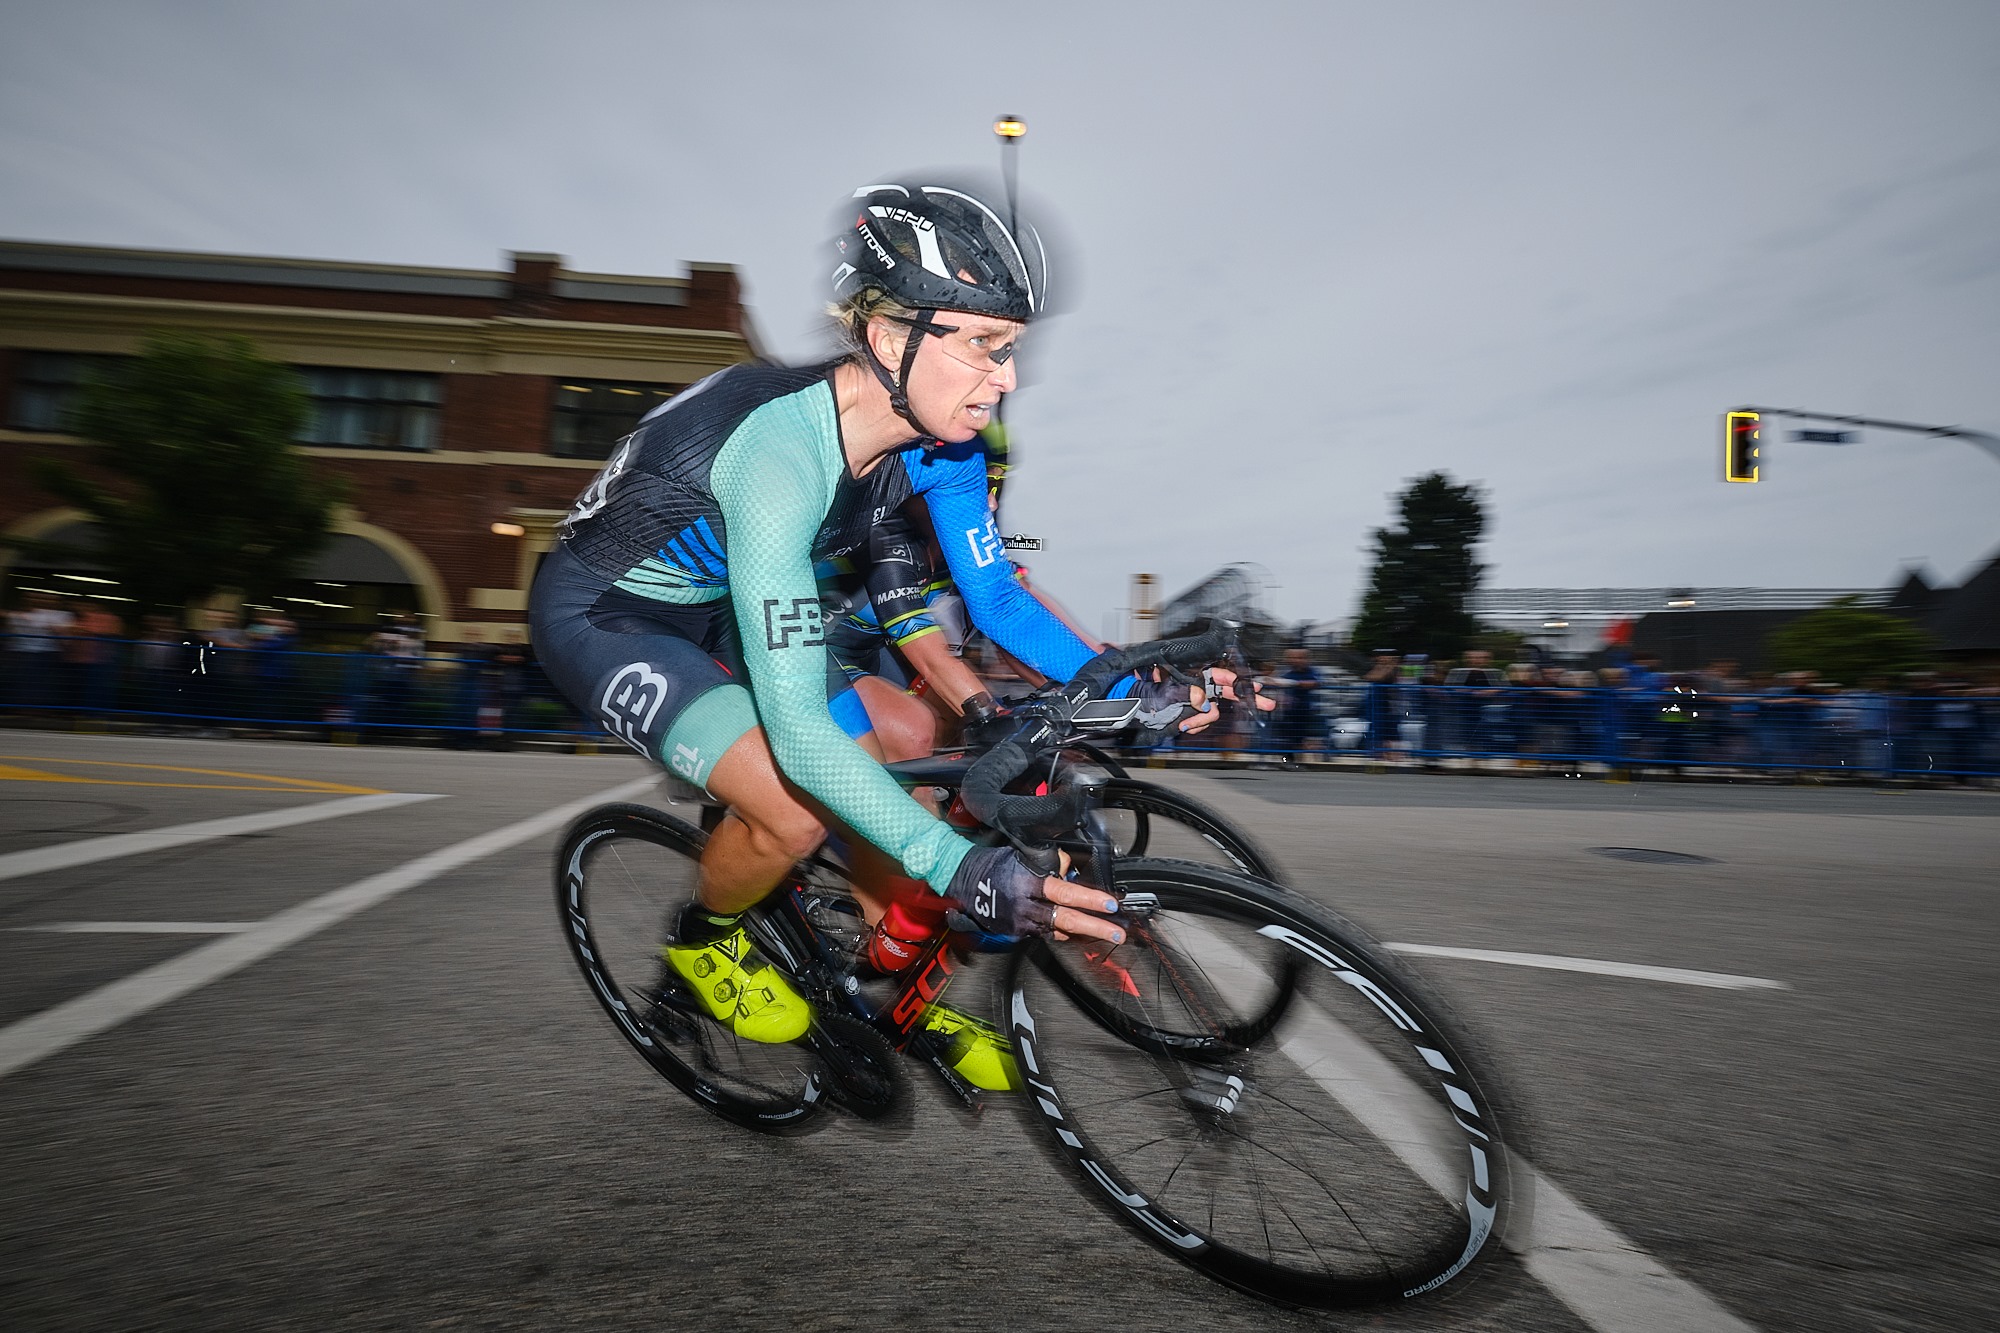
862 310 945 441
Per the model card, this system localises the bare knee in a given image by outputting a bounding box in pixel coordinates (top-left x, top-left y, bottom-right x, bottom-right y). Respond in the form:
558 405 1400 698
732 802 825 862
704 728 826 862
856 677 937 763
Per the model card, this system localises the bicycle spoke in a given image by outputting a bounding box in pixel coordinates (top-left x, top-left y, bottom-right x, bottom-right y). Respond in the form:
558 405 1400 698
1009 859 1512 1307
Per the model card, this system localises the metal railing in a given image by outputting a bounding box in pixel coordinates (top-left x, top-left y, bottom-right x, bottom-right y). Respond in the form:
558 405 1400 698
1157 682 1999 779
0 636 607 747
4 636 1994 779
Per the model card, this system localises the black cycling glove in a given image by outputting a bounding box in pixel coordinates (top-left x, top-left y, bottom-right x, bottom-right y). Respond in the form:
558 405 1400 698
1132 676 1211 733
942 844 1058 940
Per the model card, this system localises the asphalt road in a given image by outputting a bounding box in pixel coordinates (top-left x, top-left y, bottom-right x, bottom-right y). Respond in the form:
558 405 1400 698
1 732 1994 1332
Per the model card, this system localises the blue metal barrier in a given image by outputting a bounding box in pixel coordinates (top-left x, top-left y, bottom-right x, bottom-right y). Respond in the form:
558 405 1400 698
0 635 611 747
3 636 1994 778
1151 682 1998 779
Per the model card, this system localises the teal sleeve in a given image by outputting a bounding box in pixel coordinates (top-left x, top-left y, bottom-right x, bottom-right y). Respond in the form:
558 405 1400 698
710 393 973 894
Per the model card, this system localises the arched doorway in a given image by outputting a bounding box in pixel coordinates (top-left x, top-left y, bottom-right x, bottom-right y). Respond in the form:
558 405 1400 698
2 509 448 649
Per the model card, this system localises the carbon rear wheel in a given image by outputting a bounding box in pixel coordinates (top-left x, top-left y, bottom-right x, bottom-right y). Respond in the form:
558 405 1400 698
1006 859 1515 1309
556 804 826 1133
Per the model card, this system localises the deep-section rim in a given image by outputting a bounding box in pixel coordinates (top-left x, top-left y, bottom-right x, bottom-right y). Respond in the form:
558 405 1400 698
555 802 825 1133
1005 857 1513 1309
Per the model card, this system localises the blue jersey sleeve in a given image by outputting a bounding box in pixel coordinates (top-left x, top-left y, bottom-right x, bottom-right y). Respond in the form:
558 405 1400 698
904 445 1097 682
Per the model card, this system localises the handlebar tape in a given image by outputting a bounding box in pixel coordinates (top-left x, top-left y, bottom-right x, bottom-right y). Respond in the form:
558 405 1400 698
959 628 1231 851
1065 628 1230 706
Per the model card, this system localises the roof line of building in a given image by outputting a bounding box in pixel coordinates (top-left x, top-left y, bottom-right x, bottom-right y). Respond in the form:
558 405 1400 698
0 238 737 308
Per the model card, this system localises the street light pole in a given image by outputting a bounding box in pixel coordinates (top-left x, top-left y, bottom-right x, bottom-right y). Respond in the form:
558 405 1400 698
987 115 1027 514
993 114 1024 235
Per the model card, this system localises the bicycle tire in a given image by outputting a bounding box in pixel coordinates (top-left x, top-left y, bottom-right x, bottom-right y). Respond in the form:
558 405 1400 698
1005 858 1515 1309
1096 779 1279 879
555 803 827 1134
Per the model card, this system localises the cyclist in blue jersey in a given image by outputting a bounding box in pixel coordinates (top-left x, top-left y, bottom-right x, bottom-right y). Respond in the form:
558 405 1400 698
533 178 1228 1056
820 498 985 760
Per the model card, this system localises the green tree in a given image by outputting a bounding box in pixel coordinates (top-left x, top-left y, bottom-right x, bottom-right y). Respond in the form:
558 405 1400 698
29 332 340 614
1764 598 1935 684
1350 471 1486 659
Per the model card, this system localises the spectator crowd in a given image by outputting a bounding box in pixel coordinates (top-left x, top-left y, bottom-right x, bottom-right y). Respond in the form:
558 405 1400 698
3 593 552 746
1202 648 2000 780
5 594 1997 778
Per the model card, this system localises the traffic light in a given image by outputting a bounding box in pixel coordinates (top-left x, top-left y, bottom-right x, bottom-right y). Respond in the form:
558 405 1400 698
1724 410 1760 483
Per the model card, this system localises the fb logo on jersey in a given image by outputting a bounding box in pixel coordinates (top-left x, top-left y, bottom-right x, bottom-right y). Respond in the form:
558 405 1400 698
965 521 1005 568
762 597 825 651
600 663 669 756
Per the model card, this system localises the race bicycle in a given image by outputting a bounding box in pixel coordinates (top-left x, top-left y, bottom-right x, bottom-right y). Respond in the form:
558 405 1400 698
555 630 1518 1310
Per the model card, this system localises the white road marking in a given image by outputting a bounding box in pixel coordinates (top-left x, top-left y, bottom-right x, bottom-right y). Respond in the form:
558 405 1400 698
0 775 656 1082
1522 1171 1760 1333
11 922 257 934
1385 943 1790 991
1186 921 1763 1331
0 792 443 883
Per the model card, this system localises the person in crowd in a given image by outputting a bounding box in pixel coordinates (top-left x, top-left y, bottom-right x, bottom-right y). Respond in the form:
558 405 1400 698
1695 659 1750 764
1760 671 1817 769
63 597 126 714
194 607 249 733
6 590 74 712
133 612 189 727
1358 651 1399 757
1930 674 1983 781
1556 669 1601 770
1527 663 1585 762
1443 648 1505 755
1271 647 1322 763
367 614 426 734
244 609 298 724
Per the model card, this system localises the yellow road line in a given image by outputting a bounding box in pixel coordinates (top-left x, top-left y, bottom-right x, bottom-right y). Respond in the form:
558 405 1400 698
0 756 385 795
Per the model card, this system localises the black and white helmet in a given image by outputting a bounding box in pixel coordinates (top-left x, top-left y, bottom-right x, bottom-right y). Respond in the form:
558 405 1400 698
833 179 1049 321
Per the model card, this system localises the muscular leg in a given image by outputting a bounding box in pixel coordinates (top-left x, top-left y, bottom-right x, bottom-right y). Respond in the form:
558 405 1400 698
694 719 922 929
854 674 938 762
696 726 830 916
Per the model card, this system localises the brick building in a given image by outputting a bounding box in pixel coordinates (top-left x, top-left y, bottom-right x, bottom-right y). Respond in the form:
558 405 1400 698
0 239 763 646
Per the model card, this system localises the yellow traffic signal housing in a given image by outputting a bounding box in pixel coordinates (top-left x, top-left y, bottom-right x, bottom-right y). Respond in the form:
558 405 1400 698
1724 410 1760 482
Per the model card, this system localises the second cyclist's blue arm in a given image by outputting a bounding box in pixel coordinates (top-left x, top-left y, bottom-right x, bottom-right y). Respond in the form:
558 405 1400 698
906 447 1119 688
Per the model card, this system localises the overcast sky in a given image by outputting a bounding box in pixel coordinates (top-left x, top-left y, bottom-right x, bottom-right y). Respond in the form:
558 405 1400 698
4 1 1997 636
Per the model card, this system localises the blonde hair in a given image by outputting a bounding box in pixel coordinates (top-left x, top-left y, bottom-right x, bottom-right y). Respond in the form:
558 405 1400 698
826 287 920 356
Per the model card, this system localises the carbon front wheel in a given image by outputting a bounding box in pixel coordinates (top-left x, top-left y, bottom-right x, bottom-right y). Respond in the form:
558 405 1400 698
555 804 826 1133
1006 859 1515 1309
1094 779 1278 879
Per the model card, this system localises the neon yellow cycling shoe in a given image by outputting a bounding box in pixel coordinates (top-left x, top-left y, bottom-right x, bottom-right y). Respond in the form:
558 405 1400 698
663 926 811 1044
924 1004 1021 1092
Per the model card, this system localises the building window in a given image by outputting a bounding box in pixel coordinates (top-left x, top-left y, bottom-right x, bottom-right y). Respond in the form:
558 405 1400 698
551 379 678 459
6 352 124 432
298 368 442 451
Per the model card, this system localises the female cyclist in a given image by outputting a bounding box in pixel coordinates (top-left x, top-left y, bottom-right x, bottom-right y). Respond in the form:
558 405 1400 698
532 178 1206 1047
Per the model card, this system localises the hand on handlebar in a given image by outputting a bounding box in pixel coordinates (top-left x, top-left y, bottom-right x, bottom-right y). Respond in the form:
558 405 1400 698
1133 671 1212 733
1133 665 1275 735
943 845 1125 946
1203 667 1277 715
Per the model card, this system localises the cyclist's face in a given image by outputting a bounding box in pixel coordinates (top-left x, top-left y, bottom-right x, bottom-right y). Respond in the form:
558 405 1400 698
906 314 1023 442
